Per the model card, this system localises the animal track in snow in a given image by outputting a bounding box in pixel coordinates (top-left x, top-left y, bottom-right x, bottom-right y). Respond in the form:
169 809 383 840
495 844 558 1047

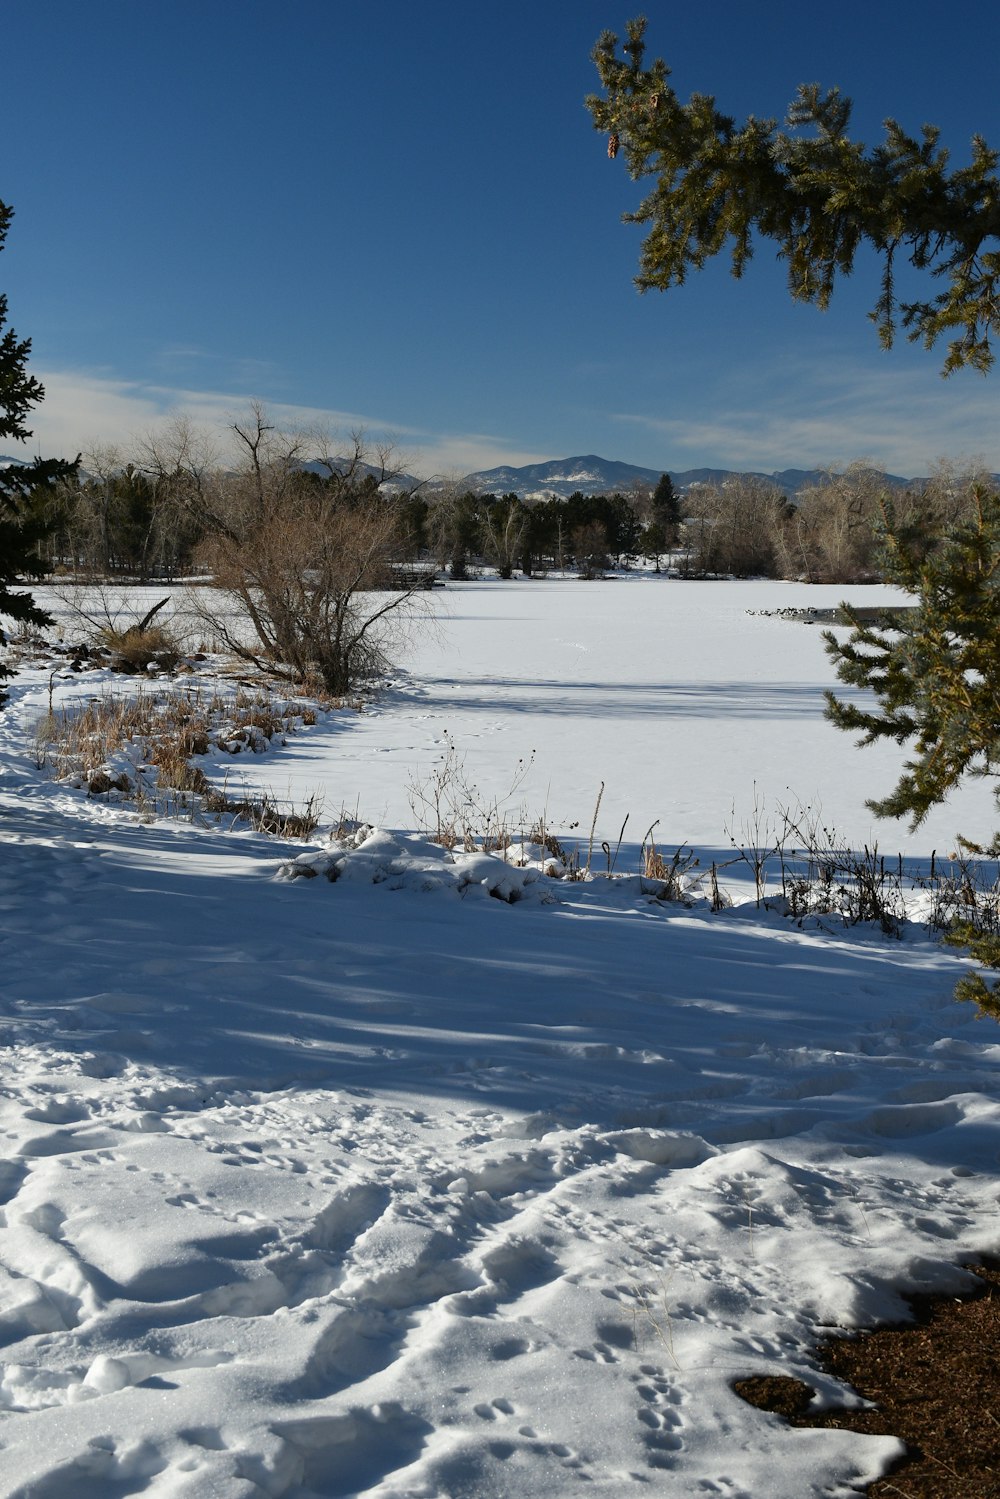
474 1396 515 1420
0 1159 27 1205
469 1396 591 1475
632 1363 685 1468
303 1182 391 1254
22 1097 91 1125
574 1339 620 1364
18 1130 119 1158
487 1333 532 1361
283 1300 406 1399
855 1097 967 1138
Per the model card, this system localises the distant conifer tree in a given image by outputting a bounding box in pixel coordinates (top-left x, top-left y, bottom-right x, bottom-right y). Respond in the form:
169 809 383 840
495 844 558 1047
651 473 681 542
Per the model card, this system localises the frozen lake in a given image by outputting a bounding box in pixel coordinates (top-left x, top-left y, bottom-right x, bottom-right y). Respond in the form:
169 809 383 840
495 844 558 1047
35 572 988 861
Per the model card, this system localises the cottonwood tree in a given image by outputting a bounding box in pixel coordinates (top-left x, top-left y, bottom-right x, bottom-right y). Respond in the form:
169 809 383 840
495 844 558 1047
0 200 76 698
588 18 1000 372
572 519 609 580
641 518 671 572
561 490 643 569
425 486 484 579
168 407 425 695
480 494 526 579
775 464 890 583
912 458 989 541
59 448 181 580
681 476 787 577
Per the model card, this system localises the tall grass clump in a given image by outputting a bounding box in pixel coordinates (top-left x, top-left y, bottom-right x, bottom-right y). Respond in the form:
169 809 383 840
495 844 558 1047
39 683 324 837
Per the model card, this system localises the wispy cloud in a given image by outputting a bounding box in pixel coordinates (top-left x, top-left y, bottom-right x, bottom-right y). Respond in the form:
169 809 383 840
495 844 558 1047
14 370 549 478
24 370 414 450
153 347 284 389
614 356 1000 475
21 356 983 485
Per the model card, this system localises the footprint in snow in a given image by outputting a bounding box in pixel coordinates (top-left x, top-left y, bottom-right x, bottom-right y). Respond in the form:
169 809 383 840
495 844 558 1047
487 1334 532 1361
474 1397 515 1421
473 1402 588 1473
632 1364 685 1468
573 1339 619 1364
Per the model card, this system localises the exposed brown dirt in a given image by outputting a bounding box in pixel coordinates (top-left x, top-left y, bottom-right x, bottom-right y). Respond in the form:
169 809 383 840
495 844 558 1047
734 1263 1000 1497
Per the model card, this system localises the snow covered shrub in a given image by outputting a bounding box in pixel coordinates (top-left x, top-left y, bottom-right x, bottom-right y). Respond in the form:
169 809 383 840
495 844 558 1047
526 819 582 879
726 787 780 907
53 589 182 674
924 847 1000 933
42 692 158 786
767 803 904 931
216 789 323 839
839 845 904 935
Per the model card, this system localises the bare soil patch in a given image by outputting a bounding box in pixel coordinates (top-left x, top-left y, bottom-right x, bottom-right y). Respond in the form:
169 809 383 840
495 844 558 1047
734 1263 1000 1496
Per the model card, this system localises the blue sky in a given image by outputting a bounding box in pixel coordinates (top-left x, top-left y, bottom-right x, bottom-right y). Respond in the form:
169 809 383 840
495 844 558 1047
5 0 1000 478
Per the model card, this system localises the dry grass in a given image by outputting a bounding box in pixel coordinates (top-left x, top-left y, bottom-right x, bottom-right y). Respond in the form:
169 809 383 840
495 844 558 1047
641 824 699 901
39 683 325 838
99 622 181 673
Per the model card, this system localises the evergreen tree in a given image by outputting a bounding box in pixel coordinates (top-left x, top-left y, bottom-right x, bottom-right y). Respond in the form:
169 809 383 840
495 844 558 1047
651 472 681 544
0 199 76 699
602 492 643 566
822 491 1000 832
588 20 1000 372
824 490 1000 1017
589 26 1000 1011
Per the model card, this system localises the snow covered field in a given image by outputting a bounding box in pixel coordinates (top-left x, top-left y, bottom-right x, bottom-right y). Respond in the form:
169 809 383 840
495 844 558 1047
1 574 998 1497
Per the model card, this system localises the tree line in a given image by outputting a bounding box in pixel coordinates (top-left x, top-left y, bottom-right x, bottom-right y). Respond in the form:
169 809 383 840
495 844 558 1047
17 446 990 587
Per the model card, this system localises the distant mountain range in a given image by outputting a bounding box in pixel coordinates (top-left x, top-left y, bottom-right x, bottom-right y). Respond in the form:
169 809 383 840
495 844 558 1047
6 451 988 501
447 455 914 501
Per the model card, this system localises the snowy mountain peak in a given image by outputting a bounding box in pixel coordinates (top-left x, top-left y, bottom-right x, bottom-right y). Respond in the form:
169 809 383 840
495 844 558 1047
451 455 920 500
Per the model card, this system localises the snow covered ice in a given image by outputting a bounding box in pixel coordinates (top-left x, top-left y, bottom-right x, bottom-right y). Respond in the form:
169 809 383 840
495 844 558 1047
0 575 998 1497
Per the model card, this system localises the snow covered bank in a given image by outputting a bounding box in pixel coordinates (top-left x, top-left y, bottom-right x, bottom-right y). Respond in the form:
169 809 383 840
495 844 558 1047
0 576 997 1497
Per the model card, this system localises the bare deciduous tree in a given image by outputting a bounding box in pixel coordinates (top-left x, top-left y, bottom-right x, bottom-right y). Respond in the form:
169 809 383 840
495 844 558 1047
480 495 526 579
681 477 787 577
166 406 427 695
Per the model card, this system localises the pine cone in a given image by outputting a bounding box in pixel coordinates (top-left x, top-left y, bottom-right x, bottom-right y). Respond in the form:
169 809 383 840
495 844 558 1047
608 132 620 159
